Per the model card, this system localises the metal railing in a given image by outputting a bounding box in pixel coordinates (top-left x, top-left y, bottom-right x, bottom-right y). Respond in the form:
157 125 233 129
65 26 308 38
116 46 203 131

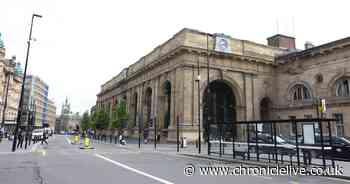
207 118 337 169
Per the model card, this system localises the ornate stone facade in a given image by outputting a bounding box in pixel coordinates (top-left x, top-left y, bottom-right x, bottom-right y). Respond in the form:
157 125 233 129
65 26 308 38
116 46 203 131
55 98 80 132
96 28 350 142
0 48 22 132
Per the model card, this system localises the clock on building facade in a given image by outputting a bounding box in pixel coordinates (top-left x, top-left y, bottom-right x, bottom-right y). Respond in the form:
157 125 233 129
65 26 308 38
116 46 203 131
214 33 232 53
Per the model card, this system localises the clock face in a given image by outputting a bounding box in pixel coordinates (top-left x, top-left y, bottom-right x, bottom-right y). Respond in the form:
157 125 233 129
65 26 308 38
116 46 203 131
214 35 232 53
218 38 228 50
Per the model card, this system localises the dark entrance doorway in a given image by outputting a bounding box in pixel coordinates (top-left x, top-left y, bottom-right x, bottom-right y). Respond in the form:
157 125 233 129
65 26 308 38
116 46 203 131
164 81 171 129
260 97 272 133
132 93 138 128
143 87 152 141
144 87 152 128
159 81 171 141
203 80 236 140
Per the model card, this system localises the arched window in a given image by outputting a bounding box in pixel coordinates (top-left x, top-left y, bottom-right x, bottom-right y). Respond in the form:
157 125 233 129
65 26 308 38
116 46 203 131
290 84 311 101
335 78 350 97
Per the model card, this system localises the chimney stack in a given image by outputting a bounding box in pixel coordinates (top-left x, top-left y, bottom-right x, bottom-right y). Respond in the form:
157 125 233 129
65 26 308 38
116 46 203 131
304 41 315 50
267 34 296 50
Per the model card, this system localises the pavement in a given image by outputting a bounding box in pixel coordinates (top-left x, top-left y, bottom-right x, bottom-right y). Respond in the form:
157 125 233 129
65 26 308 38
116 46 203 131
0 138 39 154
0 135 350 184
93 137 350 178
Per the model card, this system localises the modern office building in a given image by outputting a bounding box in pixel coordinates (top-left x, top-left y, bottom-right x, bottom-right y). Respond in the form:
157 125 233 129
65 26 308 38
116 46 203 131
23 75 50 127
47 99 57 129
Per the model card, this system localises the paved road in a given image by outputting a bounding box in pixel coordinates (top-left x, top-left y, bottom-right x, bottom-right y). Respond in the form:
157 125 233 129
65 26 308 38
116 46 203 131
0 135 349 184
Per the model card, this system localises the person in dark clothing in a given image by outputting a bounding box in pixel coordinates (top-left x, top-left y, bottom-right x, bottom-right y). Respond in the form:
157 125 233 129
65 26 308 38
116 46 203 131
24 131 31 149
0 128 3 143
28 131 32 146
41 130 48 145
17 130 25 149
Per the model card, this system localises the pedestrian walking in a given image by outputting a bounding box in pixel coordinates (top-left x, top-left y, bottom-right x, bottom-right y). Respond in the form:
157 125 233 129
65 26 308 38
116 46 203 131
28 131 32 146
120 134 127 145
143 130 148 144
24 131 31 149
0 127 3 143
17 129 24 149
8 132 12 141
41 130 48 145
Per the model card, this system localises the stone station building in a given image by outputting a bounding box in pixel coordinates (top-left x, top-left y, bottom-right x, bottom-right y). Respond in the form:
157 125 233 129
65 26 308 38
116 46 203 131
97 28 350 142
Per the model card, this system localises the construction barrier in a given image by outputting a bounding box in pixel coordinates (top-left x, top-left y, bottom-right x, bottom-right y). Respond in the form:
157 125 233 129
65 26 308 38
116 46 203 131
80 137 94 149
74 135 80 144
69 135 80 145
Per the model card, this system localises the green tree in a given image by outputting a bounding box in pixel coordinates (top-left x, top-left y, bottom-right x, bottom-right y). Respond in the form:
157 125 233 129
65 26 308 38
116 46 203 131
80 111 91 131
110 105 120 130
92 108 109 130
110 100 129 130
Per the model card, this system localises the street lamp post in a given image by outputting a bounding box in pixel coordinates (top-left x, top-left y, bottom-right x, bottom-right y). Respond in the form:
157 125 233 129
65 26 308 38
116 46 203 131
12 14 42 152
138 113 141 148
196 57 201 154
206 33 211 155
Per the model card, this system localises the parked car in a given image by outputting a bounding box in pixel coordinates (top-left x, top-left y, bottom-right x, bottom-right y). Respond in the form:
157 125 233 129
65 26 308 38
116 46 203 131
44 128 53 136
249 133 296 156
283 135 304 145
32 129 44 141
311 136 350 161
284 135 350 162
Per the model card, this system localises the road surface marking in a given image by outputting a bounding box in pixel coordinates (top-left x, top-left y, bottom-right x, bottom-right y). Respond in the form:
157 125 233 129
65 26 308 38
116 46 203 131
256 176 273 180
42 149 47 156
95 153 174 184
30 143 39 152
65 136 71 144
325 177 350 183
289 181 299 184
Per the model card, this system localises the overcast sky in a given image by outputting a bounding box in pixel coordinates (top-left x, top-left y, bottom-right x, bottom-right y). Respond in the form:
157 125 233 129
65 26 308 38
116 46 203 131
0 0 349 115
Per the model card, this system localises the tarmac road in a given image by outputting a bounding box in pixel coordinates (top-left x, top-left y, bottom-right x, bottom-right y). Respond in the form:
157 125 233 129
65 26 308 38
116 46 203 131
0 135 349 184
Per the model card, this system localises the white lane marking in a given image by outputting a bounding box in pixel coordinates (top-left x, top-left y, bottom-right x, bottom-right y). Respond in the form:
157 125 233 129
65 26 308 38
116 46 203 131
255 176 273 180
289 181 299 184
95 153 174 184
325 177 350 183
65 136 71 144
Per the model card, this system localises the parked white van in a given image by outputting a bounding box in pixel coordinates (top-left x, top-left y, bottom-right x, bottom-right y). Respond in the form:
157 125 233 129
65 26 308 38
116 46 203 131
32 129 44 141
